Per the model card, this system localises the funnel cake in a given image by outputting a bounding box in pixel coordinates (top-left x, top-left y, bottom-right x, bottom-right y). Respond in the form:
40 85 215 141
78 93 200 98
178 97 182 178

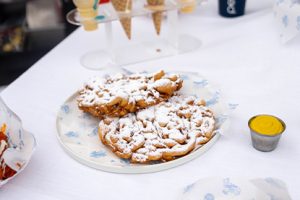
98 95 216 163
77 70 183 118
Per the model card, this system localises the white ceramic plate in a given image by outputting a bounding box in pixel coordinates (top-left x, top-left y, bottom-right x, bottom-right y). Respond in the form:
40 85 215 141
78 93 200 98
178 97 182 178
56 70 235 173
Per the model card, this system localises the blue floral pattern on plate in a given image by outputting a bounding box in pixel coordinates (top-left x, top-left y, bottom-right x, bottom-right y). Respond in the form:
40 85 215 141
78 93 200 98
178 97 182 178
61 104 70 114
90 150 107 158
88 127 98 137
193 79 208 88
206 92 220 106
65 131 79 138
56 68 235 173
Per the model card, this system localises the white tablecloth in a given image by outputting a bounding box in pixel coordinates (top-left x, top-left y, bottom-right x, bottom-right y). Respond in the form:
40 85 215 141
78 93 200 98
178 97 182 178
1 0 300 199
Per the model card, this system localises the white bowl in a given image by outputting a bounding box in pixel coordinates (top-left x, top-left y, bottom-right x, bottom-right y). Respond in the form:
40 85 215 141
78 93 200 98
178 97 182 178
0 97 36 187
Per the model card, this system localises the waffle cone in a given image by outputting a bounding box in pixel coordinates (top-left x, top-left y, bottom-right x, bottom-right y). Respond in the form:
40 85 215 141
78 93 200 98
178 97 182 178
111 0 132 39
147 0 164 35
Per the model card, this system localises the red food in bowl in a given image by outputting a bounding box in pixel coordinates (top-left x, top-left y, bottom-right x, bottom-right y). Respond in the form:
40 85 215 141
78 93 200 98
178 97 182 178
0 124 17 181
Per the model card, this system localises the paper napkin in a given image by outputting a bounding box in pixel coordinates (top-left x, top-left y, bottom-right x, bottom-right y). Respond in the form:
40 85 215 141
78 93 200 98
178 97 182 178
273 0 300 43
181 177 292 200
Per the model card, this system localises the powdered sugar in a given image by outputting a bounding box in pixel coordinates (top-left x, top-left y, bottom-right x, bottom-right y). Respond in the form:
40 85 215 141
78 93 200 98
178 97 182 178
152 78 174 89
99 95 215 163
78 71 182 107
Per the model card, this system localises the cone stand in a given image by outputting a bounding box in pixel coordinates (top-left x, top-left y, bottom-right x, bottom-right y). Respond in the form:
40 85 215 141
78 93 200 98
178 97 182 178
66 0 204 70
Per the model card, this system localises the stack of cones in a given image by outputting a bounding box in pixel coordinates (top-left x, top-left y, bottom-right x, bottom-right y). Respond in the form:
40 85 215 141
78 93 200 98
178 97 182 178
111 0 132 39
73 0 99 31
147 0 165 35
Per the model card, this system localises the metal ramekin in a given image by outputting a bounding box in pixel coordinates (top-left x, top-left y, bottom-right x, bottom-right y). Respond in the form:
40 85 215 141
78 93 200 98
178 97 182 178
248 115 286 152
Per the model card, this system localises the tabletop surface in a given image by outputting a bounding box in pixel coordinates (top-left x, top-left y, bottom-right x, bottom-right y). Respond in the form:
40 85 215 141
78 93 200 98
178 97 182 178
1 0 300 199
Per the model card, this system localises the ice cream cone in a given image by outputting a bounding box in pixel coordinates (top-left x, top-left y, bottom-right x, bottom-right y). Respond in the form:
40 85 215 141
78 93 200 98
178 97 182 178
111 0 132 39
147 0 165 35
180 0 197 14
73 0 99 31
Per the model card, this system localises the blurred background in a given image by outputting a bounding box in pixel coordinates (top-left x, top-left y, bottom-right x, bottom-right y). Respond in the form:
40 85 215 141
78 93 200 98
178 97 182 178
0 0 79 89
0 0 279 92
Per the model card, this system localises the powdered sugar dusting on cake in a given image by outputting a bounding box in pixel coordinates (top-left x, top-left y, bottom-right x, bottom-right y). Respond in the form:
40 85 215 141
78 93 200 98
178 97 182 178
77 70 183 118
99 95 215 163
78 71 181 106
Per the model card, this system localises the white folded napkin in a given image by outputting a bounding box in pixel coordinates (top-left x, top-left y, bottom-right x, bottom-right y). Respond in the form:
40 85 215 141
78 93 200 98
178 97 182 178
273 0 300 43
180 177 291 200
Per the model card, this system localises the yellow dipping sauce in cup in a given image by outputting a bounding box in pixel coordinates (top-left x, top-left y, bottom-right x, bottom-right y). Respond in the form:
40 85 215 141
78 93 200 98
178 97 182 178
249 115 284 136
248 115 286 152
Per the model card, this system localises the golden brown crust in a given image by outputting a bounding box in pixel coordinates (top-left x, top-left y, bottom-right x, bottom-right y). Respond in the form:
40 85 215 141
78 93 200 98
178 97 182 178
98 95 216 164
78 70 183 118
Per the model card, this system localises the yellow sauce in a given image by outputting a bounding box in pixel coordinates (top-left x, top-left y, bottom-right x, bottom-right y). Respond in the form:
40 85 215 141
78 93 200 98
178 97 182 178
249 115 284 136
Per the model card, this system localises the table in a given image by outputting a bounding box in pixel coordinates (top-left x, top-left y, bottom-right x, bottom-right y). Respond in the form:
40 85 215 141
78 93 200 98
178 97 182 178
1 0 300 199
